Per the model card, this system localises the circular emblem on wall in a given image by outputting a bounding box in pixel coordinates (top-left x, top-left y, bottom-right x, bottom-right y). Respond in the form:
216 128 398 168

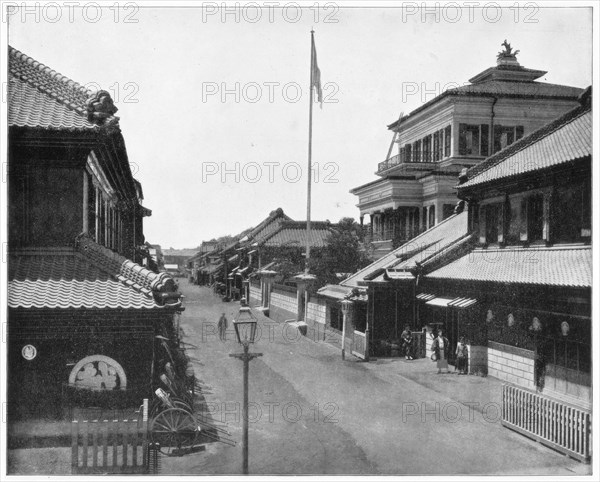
21 344 37 360
561 321 570 336
68 355 127 391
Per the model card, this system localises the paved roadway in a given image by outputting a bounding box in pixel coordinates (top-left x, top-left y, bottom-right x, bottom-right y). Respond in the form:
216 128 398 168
162 282 589 476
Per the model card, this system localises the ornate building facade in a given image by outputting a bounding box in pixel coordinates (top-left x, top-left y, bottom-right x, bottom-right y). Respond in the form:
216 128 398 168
351 42 583 259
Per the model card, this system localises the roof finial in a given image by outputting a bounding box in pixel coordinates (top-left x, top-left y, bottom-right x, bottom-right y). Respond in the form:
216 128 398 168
497 39 520 66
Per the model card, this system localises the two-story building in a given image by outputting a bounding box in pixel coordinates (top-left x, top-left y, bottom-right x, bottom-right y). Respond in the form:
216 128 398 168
7 46 183 422
419 87 591 409
351 42 583 259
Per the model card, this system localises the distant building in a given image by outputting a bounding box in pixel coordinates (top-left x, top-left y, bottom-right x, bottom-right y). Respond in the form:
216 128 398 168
162 247 199 274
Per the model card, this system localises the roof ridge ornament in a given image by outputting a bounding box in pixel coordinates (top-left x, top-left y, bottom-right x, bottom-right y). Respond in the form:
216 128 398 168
497 39 520 67
86 89 120 126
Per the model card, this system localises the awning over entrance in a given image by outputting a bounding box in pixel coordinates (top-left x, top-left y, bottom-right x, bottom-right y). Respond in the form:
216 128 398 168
448 297 478 308
425 296 477 309
426 297 454 307
416 292 436 301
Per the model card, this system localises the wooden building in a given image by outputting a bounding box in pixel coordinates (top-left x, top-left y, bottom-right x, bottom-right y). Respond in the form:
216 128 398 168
7 46 183 421
421 87 592 408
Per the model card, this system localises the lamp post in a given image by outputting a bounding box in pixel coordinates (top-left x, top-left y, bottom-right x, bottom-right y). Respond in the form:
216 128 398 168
229 299 262 475
340 299 352 360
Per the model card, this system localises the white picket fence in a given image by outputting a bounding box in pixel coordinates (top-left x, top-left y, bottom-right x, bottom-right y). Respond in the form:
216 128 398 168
502 384 591 463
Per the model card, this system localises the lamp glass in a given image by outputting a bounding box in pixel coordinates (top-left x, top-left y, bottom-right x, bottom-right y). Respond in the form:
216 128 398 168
233 307 258 344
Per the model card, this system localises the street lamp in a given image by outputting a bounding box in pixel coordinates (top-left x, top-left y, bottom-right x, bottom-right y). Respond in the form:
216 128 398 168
229 300 262 475
340 299 352 360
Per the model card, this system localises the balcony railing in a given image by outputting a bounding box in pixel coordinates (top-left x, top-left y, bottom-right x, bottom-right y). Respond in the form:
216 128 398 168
377 150 437 173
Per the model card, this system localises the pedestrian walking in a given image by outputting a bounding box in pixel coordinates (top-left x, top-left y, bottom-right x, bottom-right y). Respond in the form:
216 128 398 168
431 329 450 374
401 325 414 360
455 336 468 374
218 312 228 341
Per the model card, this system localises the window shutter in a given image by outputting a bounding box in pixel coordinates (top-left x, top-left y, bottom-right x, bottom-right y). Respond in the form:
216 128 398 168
458 124 467 155
480 124 489 157
479 204 487 244
516 125 524 140
445 125 452 157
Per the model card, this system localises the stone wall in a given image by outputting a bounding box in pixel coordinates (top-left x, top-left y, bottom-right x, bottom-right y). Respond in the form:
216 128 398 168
268 286 297 323
306 297 327 325
488 341 535 390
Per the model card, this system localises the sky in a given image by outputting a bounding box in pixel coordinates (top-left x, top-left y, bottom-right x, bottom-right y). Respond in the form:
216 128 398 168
5 1 594 249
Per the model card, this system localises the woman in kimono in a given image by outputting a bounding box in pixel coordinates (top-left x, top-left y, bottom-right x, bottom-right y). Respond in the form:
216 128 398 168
432 329 450 374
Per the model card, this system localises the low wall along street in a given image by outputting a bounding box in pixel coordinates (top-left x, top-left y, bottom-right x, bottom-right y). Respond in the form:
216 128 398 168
268 285 297 323
488 341 535 391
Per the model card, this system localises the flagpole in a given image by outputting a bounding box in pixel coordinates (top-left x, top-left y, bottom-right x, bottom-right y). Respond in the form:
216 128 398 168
306 30 314 275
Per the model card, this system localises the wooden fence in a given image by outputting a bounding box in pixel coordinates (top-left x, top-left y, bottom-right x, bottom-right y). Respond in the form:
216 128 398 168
502 384 591 463
71 399 153 474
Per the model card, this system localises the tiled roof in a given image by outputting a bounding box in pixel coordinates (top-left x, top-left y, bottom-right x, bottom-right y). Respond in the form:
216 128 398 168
260 221 333 248
460 98 592 189
388 73 582 130
249 209 292 245
450 80 583 99
425 246 591 288
8 46 97 130
246 208 292 243
340 211 469 288
8 237 181 310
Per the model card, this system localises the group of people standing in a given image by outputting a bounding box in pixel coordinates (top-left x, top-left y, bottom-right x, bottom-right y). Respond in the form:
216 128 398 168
400 325 469 375
431 330 469 374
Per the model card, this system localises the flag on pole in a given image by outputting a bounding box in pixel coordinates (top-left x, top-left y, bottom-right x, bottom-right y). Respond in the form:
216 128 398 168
311 33 323 107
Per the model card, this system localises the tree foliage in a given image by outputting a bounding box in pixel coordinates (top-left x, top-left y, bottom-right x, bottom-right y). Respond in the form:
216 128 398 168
309 217 371 289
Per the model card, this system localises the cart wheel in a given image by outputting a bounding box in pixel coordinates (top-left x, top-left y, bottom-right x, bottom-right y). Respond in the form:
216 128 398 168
171 397 194 412
150 408 201 456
